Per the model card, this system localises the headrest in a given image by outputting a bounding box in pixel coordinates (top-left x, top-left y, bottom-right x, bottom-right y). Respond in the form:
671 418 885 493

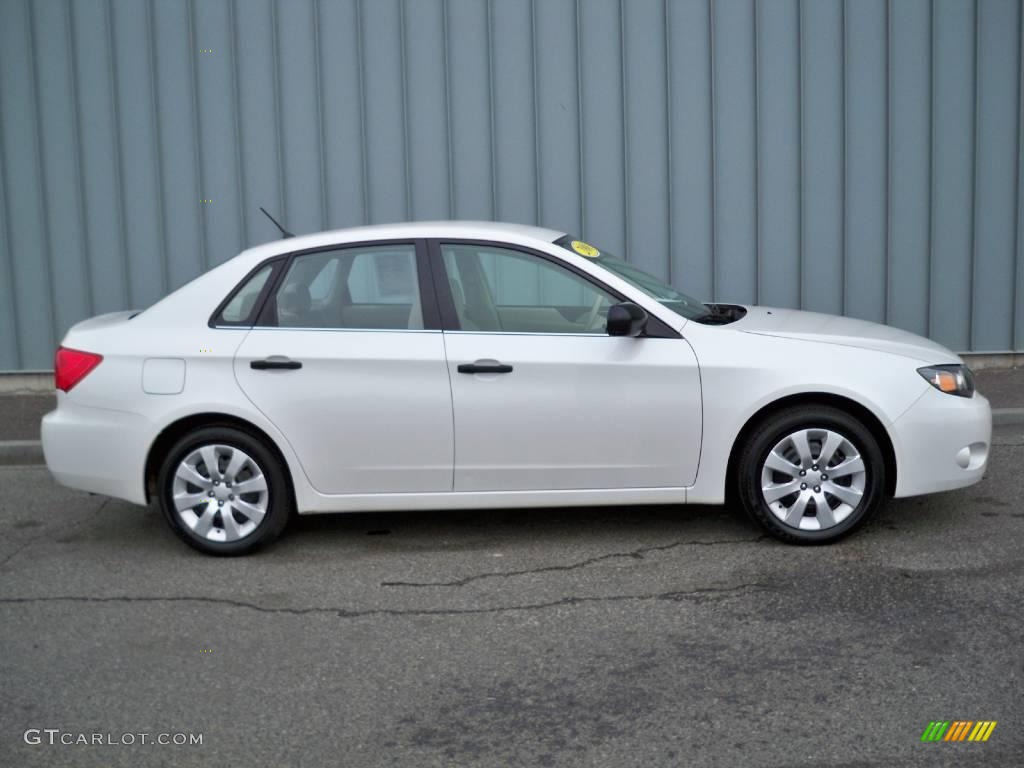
279 282 311 315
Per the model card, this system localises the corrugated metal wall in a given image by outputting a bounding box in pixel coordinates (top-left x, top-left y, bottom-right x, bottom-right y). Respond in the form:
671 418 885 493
1 0 1023 370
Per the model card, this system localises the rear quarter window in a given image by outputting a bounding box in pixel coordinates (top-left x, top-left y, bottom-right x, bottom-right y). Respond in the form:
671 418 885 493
214 263 275 325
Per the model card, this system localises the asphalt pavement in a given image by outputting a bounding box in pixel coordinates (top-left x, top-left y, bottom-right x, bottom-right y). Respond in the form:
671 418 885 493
1 420 1022 767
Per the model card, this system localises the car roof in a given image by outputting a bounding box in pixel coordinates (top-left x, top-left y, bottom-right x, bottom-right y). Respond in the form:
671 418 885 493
240 220 568 262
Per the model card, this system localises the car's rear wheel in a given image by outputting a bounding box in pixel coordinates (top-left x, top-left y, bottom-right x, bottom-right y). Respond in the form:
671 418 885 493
157 426 291 555
736 406 885 544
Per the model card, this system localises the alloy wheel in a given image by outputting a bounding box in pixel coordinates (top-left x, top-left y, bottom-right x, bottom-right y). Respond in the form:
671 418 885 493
171 444 269 543
760 428 867 531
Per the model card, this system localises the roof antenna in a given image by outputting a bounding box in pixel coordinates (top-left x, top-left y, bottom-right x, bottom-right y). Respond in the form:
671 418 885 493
259 206 294 239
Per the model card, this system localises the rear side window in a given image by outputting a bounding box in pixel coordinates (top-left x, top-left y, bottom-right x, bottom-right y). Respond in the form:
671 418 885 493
215 264 274 325
268 244 422 330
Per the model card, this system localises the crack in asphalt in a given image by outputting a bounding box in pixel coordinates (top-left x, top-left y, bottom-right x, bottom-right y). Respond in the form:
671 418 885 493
0 540 36 570
0 499 111 570
380 536 768 588
0 582 771 619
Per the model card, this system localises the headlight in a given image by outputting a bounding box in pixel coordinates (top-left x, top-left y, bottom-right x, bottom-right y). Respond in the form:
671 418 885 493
917 364 975 398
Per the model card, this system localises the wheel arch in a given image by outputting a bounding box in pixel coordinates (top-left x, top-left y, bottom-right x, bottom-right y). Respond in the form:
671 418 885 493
724 392 898 501
144 412 297 508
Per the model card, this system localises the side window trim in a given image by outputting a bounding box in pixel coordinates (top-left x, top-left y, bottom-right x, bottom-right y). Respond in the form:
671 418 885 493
249 238 439 331
426 239 461 331
413 238 443 330
425 238 680 339
254 254 291 327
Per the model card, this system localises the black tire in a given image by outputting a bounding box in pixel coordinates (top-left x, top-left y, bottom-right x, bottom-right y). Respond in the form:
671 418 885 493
735 405 885 544
157 425 292 555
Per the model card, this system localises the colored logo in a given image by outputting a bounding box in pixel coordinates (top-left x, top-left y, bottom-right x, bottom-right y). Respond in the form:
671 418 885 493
921 721 997 742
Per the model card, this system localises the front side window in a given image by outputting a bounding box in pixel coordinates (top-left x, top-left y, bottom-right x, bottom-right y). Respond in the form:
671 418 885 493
269 244 422 330
440 244 617 334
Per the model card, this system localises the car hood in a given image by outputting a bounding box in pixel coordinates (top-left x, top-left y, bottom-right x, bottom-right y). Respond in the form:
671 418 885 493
728 305 961 364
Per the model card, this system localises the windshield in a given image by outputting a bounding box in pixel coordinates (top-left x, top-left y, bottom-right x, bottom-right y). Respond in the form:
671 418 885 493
554 235 710 320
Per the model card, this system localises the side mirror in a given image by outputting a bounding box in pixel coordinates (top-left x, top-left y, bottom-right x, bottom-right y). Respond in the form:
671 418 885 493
606 302 648 337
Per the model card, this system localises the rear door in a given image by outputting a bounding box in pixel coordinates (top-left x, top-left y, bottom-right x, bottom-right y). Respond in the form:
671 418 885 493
233 240 454 495
432 240 702 492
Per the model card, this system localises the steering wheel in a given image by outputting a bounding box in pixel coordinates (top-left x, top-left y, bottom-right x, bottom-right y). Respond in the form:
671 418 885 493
583 293 606 332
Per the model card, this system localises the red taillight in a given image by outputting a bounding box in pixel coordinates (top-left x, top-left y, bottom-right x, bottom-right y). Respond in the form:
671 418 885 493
54 347 103 392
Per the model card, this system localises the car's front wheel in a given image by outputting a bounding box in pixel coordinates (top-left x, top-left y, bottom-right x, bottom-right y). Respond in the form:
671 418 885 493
736 405 885 544
157 426 291 555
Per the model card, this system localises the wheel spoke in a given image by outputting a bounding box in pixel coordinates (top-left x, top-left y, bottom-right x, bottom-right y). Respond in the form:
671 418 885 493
174 491 208 511
764 451 801 476
199 446 221 481
763 479 802 504
220 509 243 541
790 430 814 468
233 475 267 495
223 512 244 540
232 499 265 526
223 448 247 482
828 456 865 479
784 493 810 527
818 431 844 467
176 463 211 489
193 506 216 537
814 495 837 528
823 481 863 508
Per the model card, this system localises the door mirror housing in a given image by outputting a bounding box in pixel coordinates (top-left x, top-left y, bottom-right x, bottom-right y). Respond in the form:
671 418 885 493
606 302 648 337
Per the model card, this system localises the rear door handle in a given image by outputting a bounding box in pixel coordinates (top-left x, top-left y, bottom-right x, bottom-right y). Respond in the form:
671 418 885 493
250 356 302 371
457 361 513 374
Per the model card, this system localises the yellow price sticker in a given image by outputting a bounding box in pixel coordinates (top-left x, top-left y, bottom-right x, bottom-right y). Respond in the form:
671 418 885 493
570 240 600 258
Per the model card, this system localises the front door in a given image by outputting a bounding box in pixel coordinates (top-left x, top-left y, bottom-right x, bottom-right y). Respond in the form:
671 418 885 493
234 241 453 495
433 241 701 492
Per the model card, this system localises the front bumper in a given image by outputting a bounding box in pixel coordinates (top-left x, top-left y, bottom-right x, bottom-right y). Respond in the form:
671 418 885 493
890 387 991 498
41 399 151 506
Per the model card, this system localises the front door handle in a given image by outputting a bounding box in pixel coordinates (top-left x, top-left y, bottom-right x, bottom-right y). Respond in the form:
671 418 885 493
250 356 302 371
457 361 513 374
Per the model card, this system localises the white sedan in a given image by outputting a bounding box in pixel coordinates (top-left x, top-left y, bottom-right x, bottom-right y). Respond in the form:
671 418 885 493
42 221 991 554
